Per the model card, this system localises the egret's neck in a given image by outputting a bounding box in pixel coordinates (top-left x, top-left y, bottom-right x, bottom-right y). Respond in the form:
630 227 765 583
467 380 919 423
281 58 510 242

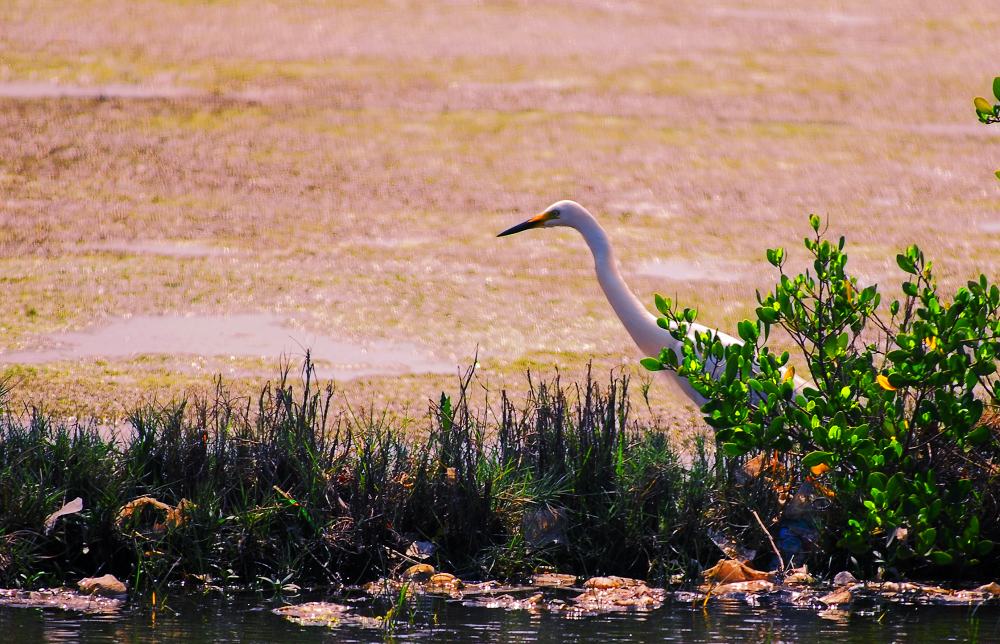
574 217 666 358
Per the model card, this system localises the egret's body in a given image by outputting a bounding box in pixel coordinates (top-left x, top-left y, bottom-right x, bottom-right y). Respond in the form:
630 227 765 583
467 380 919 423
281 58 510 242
498 200 798 405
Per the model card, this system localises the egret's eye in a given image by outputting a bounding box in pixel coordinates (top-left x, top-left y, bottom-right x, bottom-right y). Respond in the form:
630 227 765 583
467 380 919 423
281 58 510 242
549 209 560 218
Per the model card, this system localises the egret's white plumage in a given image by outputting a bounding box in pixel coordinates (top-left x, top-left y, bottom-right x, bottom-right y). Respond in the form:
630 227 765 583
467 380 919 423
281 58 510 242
498 200 801 405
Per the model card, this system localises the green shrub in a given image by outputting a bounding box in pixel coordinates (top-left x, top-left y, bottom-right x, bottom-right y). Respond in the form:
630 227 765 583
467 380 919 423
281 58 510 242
973 76 1000 180
643 217 1000 574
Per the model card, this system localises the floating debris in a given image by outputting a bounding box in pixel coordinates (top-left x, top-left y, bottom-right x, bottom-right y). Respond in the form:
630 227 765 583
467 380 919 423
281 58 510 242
572 576 665 611
783 566 816 586
0 588 123 614
363 572 506 599
272 601 381 630
473 592 547 612
361 561 1000 620
531 573 578 587
709 580 777 596
818 586 853 606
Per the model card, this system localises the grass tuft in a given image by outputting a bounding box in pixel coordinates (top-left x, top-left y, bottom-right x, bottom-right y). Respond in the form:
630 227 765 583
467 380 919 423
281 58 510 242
0 359 809 592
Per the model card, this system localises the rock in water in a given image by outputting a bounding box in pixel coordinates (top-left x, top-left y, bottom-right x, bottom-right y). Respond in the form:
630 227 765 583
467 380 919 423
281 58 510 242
77 574 127 597
402 564 435 581
976 582 1000 596
427 573 463 591
832 571 858 587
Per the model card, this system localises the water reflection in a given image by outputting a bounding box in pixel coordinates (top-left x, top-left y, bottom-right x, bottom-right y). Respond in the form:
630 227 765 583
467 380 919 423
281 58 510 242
1 594 997 643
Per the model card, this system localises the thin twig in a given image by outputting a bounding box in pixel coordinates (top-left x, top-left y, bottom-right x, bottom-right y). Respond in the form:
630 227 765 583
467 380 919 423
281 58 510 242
752 510 785 571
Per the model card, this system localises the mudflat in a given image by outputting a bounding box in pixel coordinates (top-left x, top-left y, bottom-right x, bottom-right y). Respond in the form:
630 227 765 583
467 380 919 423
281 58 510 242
1 1 998 427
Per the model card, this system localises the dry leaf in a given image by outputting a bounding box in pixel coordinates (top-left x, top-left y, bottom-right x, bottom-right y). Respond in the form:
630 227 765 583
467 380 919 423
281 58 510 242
44 497 83 534
703 559 772 584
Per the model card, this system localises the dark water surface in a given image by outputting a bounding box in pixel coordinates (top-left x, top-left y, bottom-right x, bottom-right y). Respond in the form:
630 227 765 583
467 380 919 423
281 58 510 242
2 593 998 643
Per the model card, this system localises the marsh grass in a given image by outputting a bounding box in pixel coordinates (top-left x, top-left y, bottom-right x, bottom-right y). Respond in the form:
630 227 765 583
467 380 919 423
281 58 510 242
0 361 779 594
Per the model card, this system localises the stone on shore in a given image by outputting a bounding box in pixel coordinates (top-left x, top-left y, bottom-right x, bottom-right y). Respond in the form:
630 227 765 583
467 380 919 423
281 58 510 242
77 574 127 597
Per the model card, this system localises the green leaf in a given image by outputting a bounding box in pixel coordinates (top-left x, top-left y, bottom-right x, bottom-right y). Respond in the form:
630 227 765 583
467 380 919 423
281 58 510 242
993 76 1000 103
886 473 904 500
654 293 671 316
967 424 990 445
737 320 758 343
928 550 953 566
721 442 747 457
886 349 909 363
896 254 917 274
972 361 997 376
964 516 980 539
902 281 918 297
823 333 845 358
640 357 662 372
867 472 888 491
801 451 834 468
975 96 994 117
756 306 779 324
809 214 821 232
439 393 453 432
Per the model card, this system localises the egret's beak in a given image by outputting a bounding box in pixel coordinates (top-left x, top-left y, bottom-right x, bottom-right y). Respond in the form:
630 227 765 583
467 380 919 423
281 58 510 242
497 212 551 237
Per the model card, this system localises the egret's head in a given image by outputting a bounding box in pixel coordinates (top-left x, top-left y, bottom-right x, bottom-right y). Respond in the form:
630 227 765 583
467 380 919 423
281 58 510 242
496 200 590 237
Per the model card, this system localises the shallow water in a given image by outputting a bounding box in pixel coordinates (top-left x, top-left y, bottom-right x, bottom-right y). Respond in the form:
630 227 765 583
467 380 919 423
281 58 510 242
1 593 997 643
1 314 453 379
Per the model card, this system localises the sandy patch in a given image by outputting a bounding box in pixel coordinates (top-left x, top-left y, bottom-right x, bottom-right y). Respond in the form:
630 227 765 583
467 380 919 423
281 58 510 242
1 314 453 380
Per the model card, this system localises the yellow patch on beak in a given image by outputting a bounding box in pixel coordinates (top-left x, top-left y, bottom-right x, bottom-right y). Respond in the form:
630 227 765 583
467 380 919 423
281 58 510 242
497 210 556 237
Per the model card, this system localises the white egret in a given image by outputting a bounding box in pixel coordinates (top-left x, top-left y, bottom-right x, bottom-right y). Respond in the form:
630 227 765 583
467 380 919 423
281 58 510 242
498 200 803 405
